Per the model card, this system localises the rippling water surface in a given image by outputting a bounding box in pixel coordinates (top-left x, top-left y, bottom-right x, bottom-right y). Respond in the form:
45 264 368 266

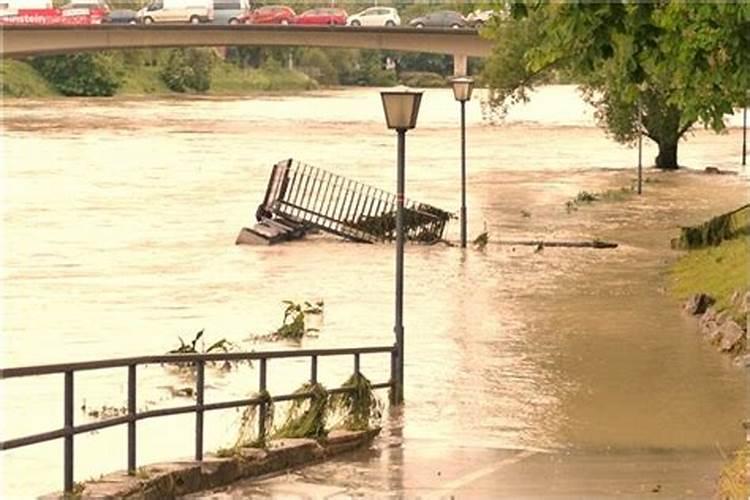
1 86 748 497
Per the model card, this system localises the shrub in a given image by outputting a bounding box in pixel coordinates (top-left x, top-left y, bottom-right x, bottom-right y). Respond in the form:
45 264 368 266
160 48 215 93
298 48 338 85
31 52 124 96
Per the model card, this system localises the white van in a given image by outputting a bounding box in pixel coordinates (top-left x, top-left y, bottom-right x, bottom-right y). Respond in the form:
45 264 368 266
137 0 213 24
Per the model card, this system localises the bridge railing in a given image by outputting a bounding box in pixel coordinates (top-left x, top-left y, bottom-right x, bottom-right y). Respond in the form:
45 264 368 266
0 345 396 494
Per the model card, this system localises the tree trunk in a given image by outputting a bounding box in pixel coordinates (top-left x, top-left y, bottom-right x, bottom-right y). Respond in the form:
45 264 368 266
655 140 679 169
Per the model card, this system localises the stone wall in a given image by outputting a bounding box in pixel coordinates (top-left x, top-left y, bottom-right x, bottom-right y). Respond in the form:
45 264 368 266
684 290 749 365
40 429 379 500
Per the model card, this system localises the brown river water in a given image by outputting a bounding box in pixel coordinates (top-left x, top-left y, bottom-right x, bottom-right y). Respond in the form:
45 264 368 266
1 86 749 497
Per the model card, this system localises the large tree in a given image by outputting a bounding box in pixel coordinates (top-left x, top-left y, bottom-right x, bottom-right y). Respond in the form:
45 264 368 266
481 1 750 169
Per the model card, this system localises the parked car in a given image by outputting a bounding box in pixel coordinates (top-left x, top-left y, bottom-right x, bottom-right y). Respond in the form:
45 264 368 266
240 4 294 25
102 8 137 23
136 0 213 24
294 7 346 26
408 10 467 29
0 0 101 24
346 6 399 27
212 0 248 24
61 0 109 17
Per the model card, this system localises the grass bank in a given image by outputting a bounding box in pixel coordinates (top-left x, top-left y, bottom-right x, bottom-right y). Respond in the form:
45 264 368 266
718 445 749 499
2 58 318 99
671 235 750 311
209 60 317 94
1 60 59 98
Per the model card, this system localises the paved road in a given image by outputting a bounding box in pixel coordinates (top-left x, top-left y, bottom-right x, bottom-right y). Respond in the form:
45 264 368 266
186 430 725 498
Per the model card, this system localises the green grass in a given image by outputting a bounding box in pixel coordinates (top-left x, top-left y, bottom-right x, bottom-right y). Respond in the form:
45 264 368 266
2 58 317 99
118 65 171 96
1 60 59 98
718 445 749 499
398 71 447 88
671 236 750 311
209 61 318 94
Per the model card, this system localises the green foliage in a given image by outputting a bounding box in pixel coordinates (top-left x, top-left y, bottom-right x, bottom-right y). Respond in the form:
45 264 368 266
31 52 124 96
275 383 329 439
399 71 447 88
565 187 634 212
398 53 453 76
482 1 750 169
298 48 339 85
160 48 215 93
1 60 59 97
330 373 382 431
211 60 317 94
234 390 274 448
272 300 323 341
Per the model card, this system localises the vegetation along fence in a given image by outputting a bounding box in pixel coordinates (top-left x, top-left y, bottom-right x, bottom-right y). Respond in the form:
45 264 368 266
0 345 396 494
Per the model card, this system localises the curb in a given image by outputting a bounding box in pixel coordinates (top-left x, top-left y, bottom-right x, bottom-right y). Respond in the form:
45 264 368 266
40 428 379 499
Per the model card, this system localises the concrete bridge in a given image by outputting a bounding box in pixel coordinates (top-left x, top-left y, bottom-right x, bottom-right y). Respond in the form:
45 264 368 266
0 25 493 75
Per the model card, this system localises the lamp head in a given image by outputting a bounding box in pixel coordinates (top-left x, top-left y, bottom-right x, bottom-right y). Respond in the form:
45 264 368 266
380 90 423 130
451 77 475 102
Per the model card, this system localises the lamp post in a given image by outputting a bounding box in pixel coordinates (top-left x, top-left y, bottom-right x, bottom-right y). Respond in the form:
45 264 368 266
637 96 643 194
743 90 748 167
451 77 475 247
636 82 648 195
380 90 423 405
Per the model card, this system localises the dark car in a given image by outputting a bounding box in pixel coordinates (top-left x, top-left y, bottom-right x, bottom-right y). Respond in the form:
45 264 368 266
102 9 137 24
408 10 467 29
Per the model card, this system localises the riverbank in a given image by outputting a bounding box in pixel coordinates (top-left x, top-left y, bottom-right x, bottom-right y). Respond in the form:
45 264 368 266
2 58 318 98
670 207 750 497
671 206 749 362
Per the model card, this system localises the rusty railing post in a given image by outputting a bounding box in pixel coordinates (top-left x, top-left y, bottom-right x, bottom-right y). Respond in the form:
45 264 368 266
258 358 267 441
64 371 74 493
389 346 398 405
354 353 360 375
310 355 317 384
195 360 205 461
127 364 136 474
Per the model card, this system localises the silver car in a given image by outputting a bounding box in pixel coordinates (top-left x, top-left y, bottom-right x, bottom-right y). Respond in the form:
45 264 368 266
347 7 399 27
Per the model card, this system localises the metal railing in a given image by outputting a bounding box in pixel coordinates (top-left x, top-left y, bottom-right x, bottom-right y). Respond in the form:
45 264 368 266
0 345 396 494
258 159 452 243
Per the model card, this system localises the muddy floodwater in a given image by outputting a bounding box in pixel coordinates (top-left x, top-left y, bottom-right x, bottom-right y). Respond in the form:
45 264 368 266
1 86 749 497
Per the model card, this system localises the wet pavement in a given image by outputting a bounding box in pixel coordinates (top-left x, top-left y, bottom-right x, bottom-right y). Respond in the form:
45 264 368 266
186 418 724 498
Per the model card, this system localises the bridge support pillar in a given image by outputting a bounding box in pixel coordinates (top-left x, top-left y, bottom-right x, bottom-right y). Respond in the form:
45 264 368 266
453 54 468 77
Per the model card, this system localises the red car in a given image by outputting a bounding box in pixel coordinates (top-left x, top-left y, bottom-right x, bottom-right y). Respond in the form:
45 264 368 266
294 8 346 25
242 5 295 25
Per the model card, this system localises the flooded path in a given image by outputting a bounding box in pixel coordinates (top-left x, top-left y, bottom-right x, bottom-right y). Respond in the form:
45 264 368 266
1 86 748 497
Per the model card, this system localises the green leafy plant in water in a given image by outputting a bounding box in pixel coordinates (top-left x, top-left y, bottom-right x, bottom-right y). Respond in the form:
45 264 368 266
575 191 599 203
275 382 329 439
165 329 249 376
219 390 274 456
330 373 382 431
566 186 634 212
272 300 323 341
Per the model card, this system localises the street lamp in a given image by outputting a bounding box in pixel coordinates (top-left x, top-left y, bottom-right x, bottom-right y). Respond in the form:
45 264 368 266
380 90 423 405
636 82 648 195
743 89 748 167
451 76 474 247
